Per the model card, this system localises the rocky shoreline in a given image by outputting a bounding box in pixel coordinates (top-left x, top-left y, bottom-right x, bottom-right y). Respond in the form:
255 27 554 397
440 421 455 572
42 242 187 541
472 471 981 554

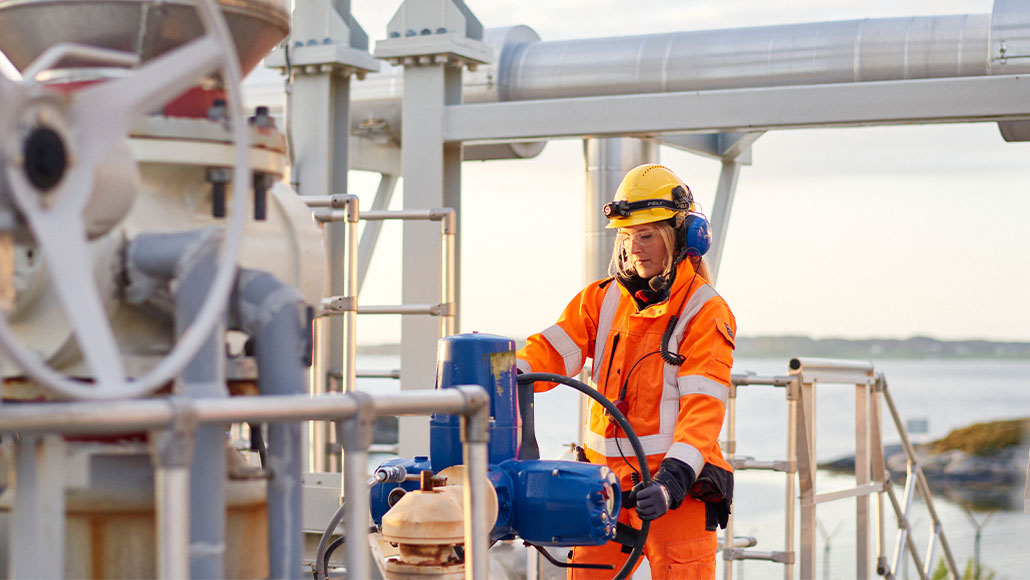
821 419 1030 510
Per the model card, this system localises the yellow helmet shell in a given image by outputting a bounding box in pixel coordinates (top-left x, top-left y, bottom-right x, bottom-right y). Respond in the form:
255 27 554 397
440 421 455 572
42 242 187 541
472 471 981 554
605 164 692 229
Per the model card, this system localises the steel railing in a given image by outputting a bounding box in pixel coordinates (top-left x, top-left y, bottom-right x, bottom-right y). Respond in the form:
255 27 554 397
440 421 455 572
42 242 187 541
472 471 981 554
0 386 490 580
723 357 959 580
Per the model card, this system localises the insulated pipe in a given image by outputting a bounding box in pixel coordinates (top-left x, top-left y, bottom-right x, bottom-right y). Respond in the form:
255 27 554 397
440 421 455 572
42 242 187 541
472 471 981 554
232 269 308 579
127 228 229 579
354 6 1030 111
503 15 992 100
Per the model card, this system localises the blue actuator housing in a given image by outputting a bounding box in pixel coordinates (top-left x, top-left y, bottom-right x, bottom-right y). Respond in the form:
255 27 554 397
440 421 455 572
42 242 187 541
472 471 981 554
430 333 518 471
370 332 620 547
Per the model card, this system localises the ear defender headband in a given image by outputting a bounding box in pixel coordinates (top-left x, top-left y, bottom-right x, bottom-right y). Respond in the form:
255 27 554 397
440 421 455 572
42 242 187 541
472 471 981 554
604 185 711 256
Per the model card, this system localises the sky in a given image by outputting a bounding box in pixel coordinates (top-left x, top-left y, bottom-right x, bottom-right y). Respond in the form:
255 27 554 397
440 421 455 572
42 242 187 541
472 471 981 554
329 0 1030 345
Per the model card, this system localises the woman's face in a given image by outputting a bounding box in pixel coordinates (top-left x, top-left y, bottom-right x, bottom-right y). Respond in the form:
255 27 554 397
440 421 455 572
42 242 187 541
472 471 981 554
619 223 668 279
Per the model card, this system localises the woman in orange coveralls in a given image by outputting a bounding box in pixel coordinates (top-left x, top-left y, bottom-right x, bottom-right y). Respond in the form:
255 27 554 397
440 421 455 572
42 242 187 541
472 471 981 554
517 164 735 579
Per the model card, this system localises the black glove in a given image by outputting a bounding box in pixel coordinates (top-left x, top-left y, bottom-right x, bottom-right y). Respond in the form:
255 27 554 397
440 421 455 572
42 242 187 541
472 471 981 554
633 480 671 520
626 459 696 519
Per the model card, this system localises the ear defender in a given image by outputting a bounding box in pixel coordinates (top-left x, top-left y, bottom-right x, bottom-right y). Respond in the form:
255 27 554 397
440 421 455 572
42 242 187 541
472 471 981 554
681 213 711 256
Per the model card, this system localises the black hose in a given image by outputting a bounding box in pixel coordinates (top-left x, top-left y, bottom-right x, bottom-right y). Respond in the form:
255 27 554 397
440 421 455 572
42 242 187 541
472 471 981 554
517 372 651 580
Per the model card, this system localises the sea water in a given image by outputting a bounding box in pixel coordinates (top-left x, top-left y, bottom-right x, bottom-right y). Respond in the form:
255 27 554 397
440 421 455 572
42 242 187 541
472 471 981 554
356 355 1030 579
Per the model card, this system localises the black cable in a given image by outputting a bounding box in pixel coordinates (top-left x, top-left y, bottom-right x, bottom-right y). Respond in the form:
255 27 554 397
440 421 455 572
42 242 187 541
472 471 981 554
659 250 702 365
321 535 345 576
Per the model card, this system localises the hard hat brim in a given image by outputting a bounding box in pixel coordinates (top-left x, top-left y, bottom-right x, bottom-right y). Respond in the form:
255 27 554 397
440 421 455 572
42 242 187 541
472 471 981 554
605 207 680 229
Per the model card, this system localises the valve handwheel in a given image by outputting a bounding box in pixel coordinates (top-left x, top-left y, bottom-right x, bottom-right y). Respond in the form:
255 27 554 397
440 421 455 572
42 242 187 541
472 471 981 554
0 0 250 399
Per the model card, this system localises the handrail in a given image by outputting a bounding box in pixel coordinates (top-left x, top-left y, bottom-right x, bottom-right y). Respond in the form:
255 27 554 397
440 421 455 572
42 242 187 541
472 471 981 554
0 387 491 579
307 196 457 470
724 358 959 580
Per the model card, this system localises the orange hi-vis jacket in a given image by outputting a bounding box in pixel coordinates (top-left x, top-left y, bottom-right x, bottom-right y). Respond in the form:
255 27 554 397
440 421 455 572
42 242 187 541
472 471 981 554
517 259 735 488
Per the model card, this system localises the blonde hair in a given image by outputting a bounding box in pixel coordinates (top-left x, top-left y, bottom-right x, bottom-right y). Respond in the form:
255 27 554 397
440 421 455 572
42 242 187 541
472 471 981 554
608 220 711 281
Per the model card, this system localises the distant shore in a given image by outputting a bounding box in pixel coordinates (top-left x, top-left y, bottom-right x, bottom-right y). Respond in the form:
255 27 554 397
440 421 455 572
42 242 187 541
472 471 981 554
358 336 1030 359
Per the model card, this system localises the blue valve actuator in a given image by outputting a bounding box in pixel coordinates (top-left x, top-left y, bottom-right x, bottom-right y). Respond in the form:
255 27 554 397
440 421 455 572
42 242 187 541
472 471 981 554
369 333 620 547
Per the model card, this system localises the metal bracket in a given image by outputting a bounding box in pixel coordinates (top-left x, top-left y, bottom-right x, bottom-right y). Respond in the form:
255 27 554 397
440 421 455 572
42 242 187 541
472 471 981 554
149 397 198 469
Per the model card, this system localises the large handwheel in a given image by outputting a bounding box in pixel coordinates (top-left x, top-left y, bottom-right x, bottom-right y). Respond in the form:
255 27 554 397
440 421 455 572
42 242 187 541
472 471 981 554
517 372 651 580
0 0 249 399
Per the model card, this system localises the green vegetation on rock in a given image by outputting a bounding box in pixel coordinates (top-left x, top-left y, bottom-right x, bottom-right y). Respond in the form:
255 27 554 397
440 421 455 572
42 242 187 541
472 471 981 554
930 418 1030 456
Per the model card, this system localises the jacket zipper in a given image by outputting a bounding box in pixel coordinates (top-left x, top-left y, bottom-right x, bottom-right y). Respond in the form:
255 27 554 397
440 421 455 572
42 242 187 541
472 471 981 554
602 333 621 397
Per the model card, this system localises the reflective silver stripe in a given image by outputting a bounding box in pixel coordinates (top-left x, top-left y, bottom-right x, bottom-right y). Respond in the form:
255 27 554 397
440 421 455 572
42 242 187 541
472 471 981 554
591 282 623 384
515 359 533 375
582 430 675 458
541 324 583 377
666 442 705 476
677 375 729 406
667 283 721 358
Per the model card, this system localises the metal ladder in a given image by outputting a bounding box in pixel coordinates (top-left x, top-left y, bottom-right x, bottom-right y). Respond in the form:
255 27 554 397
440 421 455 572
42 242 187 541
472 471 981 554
723 357 961 580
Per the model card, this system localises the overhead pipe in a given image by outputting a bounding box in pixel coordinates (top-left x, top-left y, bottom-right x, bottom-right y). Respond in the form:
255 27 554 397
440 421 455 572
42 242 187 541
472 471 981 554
354 1 1030 139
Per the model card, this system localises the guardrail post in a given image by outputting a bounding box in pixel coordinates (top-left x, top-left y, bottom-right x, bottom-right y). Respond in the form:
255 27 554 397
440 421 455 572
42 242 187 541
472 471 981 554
149 398 198 580
340 391 374 579
458 385 491 580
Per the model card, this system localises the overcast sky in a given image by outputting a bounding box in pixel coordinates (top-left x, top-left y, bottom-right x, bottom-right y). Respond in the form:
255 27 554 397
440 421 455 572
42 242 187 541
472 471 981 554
337 0 1030 344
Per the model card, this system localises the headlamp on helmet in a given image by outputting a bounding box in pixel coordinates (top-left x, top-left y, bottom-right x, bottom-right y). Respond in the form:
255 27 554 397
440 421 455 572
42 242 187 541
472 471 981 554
605 164 695 229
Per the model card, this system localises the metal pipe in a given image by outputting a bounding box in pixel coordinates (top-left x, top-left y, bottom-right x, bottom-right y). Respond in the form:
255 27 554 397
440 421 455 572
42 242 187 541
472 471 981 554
504 15 991 101
127 227 229 578
155 467 191 580
730 373 794 387
358 303 451 315
723 383 737 580
0 390 480 434
357 369 400 379
233 270 308 578
881 383 959 576
301 194 354 208
784 378 798 580
341 392 374 580
440 209 456 337
789 357 876 373
345 195 359 394
459 385 492 580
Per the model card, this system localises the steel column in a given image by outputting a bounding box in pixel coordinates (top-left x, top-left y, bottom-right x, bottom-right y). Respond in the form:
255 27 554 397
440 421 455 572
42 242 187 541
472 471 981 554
286 0 369 473
398 60 463 458
706 158 741 284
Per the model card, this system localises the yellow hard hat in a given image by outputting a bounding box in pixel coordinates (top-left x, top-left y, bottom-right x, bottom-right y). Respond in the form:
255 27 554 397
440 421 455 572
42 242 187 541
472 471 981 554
603 164 694 229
